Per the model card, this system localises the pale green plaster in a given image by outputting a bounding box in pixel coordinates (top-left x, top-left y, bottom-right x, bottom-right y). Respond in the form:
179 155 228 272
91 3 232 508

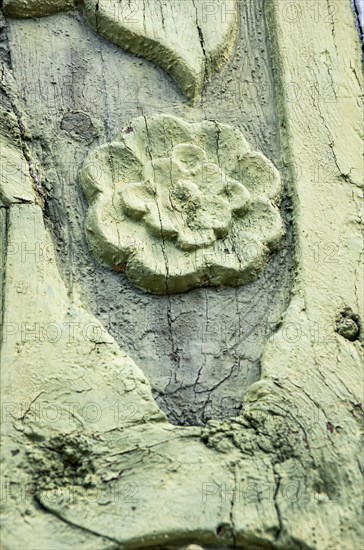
83 0 237 102
0 1 363 549
4 0 237 102
0 66 35 204
81 114 283 293
0 133 35 204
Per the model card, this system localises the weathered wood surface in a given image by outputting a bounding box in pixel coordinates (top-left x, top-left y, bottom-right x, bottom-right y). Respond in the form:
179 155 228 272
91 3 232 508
0 1 363 549
4 0 292 425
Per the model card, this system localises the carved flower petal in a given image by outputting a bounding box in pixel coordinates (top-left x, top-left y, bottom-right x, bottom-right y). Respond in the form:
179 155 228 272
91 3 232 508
143 202 179 240
127 240 206 294
126 238 171 294
192 120 251 176
206 236 263 287
171 143 207 172
234 200 285 254
177 227 215 251
210 217 231 239
192 162 227 195
118 115 192 166
80 142 143 203
222 178 252 214
232 152 282 201
143 158 184 192
195 201 231 236
85 195 146 270
120 183 152 219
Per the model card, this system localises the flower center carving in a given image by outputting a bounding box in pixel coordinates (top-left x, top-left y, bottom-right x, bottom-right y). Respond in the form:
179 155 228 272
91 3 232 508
121 144 251 251
81 115 284 294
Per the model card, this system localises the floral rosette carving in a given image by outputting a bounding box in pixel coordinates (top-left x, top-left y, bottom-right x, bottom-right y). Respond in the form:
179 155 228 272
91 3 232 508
80 115 284 294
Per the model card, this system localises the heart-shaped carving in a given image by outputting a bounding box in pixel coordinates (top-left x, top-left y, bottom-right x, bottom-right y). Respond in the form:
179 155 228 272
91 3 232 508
83 0 238 102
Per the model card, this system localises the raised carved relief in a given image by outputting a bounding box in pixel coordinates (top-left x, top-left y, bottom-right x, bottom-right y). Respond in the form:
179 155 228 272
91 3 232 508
81 114 284 293
2 1 363 549
4 0 237 102
83 0 237 102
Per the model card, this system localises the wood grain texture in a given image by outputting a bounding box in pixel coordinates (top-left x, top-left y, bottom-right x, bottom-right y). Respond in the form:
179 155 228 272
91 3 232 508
0 1 362 549
5 0 293 425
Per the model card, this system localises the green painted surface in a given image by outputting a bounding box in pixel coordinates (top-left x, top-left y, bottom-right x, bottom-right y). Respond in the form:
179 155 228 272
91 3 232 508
0 1 363 549
81 114 283 294
3 0 292 425
83 0 237 102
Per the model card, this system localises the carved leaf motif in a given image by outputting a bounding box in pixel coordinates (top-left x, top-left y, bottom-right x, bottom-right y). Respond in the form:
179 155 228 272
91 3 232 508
4 0 237 101
83 0 238 102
